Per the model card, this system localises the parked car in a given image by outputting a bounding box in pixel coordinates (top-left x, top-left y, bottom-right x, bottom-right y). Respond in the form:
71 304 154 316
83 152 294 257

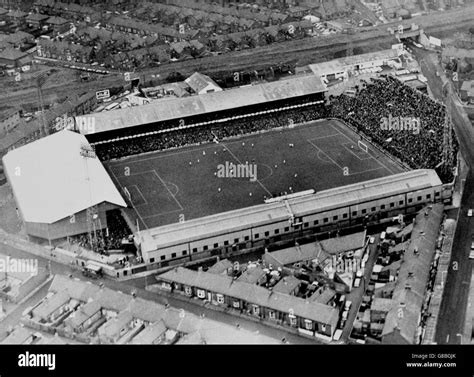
344 300 352 311
342 310 349 320
333 329 343 341
354 278 361 288
468 209 472 217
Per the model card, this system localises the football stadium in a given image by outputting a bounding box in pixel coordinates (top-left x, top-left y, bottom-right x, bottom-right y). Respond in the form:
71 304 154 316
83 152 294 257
2 69 458 274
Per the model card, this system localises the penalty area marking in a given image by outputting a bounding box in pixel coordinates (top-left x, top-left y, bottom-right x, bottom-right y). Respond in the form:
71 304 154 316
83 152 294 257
328 122 399 175
131 185 148 205
108 166 148 230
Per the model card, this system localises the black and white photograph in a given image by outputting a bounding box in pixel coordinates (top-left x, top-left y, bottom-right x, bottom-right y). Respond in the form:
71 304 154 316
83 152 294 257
0 0 473 376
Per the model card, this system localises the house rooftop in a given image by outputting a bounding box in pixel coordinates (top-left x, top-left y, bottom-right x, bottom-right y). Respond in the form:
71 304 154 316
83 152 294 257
99 310 133 339
158 267 339 327
46 16 69 25
130 320 167 344
236 266 266 284
319 230 367 255
33 290 70 320
207 259 233 275
272 275 301 295
310 288 337 305
382 204 444 343
1 327 33 344
65 300 101 329
265 242 327 267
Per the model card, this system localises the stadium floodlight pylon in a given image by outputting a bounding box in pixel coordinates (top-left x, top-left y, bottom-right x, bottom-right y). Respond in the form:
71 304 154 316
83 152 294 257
80 143 103 253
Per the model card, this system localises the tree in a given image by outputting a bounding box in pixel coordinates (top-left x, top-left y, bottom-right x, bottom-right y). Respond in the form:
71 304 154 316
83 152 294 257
166 71 185 83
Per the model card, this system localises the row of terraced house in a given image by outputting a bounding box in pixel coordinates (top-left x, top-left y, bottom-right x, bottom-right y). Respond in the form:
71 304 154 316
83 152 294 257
156 266 340 340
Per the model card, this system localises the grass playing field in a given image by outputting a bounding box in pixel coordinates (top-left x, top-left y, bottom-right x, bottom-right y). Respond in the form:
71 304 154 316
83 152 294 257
106 119 407 230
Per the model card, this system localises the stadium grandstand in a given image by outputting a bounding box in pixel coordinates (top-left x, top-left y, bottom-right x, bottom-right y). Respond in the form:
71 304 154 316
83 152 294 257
135 169 451 269
2 131 126 243
1 49 456 271
73 74 327 143
307 48 402 81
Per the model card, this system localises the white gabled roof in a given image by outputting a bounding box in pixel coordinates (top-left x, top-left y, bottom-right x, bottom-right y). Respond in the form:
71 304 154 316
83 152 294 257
2 130 126 224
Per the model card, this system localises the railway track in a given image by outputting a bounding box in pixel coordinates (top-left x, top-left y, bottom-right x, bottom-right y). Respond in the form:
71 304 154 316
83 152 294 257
1 5 473 109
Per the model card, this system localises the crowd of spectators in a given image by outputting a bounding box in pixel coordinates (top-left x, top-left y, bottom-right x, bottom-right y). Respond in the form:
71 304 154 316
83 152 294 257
329 76 458 183
95 76 457 183
69 209 135 254
95 104 328 160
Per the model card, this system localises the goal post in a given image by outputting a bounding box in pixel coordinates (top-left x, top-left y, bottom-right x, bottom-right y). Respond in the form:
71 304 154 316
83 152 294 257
358 140 368 153
123 186 132 202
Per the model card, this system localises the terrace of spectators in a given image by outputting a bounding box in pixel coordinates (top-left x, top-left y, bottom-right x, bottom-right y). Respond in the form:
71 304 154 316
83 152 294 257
74 74 326 142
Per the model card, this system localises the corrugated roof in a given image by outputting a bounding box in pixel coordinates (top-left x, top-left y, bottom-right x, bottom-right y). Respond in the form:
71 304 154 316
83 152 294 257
76 74 326 135
2 130 126 224
139 170 441 252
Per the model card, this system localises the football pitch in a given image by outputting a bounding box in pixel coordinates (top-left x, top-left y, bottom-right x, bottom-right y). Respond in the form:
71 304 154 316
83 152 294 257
106 119 407 230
